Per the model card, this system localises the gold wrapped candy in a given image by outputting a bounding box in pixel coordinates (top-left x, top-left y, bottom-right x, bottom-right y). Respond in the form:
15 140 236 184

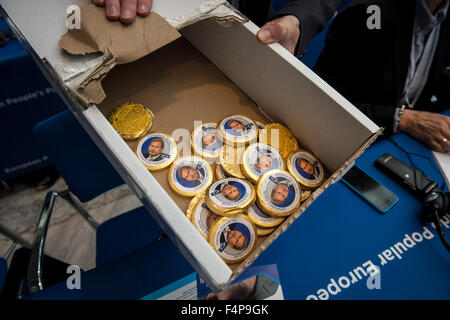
191 122 223 160
134 132 177 171
217 115 258 146
256 169 302 217
186 193 221 240
286 150 326 190
219 144 246 179
109 103 154 140
241 143 285 184
247 202 284 228
205 178 256 216
259 123 298 159
168 156 213 198
208 214 257 264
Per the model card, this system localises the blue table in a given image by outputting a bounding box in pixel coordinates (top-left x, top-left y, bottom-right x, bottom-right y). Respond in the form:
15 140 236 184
23 131 450 300
255 132 450 300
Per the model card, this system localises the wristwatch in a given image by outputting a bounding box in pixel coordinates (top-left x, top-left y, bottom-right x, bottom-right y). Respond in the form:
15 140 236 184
394 105 407 133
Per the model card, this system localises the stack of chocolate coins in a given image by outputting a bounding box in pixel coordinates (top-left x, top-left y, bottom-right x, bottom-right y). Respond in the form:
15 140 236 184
109 107 327 265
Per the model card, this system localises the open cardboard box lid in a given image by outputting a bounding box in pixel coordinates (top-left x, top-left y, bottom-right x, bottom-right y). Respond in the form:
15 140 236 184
0 0 382 292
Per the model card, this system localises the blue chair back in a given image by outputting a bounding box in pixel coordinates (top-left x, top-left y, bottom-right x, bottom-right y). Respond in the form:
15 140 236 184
32 110 124 202
23 237 194 300
0 258 7 292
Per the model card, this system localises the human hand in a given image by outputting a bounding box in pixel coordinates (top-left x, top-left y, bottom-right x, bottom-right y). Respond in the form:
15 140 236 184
256 15 301 54
398 109 450 152
205 276 256 300
94 0 153 24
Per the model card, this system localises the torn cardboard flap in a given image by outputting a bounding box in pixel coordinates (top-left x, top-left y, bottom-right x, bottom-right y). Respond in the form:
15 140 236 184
59 3 181 105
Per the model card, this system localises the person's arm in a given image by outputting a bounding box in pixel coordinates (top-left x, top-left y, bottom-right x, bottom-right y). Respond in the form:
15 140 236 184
398 109 450 153
257 0 341 57
314 3 450 152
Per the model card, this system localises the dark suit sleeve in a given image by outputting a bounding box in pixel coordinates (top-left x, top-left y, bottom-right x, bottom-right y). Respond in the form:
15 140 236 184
314 2 398 135
270 0 341 57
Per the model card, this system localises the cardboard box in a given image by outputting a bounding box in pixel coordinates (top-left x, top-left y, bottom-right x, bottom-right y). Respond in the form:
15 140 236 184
0 0 381 292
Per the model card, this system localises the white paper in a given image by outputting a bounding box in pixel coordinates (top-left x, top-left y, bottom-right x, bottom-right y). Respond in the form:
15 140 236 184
432 151 450 187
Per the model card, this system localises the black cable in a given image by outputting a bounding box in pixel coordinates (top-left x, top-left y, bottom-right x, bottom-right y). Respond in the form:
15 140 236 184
387 137 449 252
386 137 446 190
387 137 420 193
432 209 450 252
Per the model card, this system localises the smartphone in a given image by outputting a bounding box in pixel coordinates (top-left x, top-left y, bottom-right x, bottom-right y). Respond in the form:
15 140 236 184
342 166 399 213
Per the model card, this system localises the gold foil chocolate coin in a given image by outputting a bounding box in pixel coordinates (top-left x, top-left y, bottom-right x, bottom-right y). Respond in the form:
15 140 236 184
301 188 312 202
186 193 221 240
215 164 230 180
287 150 326 190
255 121 266 131
206 178 256 216
259 123 298 159
219 145 246 179
247 202 284 228
209 214 257 264
256 169 302 217
168 156 213 197
109 103 154 140
191 122 223 159
134 132 177 171
241 143 285 184
255 225 275 237
217 115 258 145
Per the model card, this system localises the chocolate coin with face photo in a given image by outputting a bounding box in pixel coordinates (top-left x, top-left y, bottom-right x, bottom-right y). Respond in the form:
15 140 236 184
191 122 223 159
256 169 302 217
134 132 177 171
287 150 326 190
168 156 213 197
209 214 257 264
186 193 221 240
241 143 285 184
247 202 284 228
218 115 258 145
205 178 256 216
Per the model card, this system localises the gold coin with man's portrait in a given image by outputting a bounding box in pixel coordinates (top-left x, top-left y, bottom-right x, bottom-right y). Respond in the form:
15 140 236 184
241 143 285 184
256 169 302 217
134 132 177 171
286 150 326 190
205 178 256 216
209 214 257 264
168 156 213 198
191 122 223 159
217 115 259 146
186 193 222 240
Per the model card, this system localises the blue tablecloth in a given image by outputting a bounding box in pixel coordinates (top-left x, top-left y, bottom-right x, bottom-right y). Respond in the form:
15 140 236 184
23 132 450 300
255 132 450 300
